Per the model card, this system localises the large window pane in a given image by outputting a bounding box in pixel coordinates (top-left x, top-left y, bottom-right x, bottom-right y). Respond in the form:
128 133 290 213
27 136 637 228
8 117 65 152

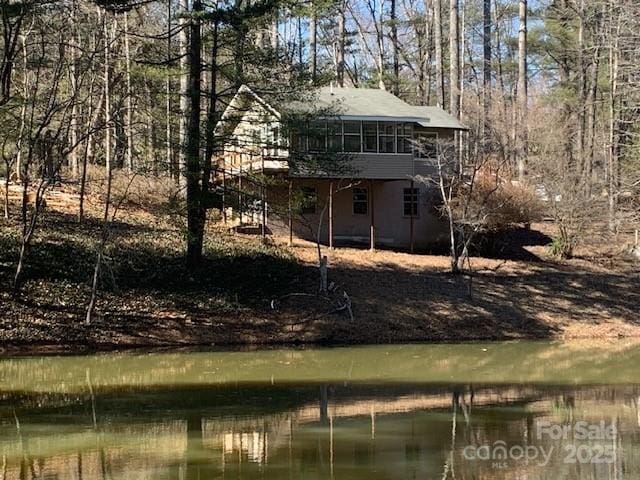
379 122 395 136
363 122 377 152
379 135 395 153
308 120 326 152
397 123 413 154
343 121 362 152
290 129 304 152
379 122 396 153
344 135 361 152
327 121 342 152
343 121 361 134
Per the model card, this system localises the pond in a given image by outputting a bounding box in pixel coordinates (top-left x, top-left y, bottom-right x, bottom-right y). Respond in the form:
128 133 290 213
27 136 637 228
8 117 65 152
0 341 639 479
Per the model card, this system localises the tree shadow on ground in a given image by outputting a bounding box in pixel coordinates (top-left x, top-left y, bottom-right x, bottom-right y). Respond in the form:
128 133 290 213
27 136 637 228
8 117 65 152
0 215 638 347
313 258 640 343
318 227 552 263
473 227 552 262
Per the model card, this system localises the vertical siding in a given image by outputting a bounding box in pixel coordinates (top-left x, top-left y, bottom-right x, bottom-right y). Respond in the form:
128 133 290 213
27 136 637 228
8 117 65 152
268 179 448 248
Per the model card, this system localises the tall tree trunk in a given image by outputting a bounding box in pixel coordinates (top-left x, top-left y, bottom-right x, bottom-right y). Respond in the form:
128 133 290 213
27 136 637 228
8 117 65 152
449 0 460 119
204 20 219 193
124 10 134 171
608 6 620 233
179 0 189 189
390 0 399 95
458 0 466 166
186 0 203 267
69 1 79 179
434 0 445 108
145 79 157 171
309 3 317 81
0 5 23 106
336 1 346 87
420 0 433 105
104 10 112 173
517 0 528 181
166 0 173 179
585 12 602 197
15 33 28 182
482 0 491 153
576 0 586 177
493 0 508 130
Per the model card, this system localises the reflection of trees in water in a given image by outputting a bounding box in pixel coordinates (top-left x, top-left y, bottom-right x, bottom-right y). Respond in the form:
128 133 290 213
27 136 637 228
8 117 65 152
1 384 640 479
441 391 459 480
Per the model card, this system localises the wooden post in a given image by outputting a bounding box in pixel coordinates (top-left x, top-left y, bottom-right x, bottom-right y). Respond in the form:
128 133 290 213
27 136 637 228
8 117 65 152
222 161 227 224
261 153 266 244
328 181 334 249
369 180 375 251
409 180 415 254
238 162 243 226
261 185 266 242
288 180 293 247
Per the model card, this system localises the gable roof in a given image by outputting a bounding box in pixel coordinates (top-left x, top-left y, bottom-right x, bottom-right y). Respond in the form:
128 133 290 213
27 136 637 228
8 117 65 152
285 87 468 130
215 84 281 138
217 85 468 135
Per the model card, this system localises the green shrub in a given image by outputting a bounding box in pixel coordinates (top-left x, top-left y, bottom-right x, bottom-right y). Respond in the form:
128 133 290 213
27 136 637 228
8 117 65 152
548 235 573 259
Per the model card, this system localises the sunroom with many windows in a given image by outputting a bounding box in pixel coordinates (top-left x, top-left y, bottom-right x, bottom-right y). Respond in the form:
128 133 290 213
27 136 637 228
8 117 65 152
293 121 438 156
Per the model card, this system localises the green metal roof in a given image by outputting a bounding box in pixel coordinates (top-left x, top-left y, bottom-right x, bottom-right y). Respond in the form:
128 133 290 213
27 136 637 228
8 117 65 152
285 87 468 130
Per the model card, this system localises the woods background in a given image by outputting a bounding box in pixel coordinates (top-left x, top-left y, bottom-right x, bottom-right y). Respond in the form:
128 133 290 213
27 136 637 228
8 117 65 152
1 0 639 270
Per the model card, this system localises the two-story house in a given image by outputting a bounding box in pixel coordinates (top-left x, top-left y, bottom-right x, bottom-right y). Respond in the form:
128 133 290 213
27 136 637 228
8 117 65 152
216 85 467 250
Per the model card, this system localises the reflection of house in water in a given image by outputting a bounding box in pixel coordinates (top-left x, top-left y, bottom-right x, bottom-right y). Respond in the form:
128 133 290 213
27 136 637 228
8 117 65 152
0 386 637 479
219 430 268 464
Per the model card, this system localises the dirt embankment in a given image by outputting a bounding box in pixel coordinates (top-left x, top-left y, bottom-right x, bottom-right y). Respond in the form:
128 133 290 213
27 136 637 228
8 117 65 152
1 182 639 351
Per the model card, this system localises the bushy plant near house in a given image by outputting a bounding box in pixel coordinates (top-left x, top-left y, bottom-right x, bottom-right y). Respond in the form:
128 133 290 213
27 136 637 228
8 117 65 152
452 173 544 231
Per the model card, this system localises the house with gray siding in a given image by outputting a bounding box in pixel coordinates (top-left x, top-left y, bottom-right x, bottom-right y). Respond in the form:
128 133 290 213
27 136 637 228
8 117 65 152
216 85 467 250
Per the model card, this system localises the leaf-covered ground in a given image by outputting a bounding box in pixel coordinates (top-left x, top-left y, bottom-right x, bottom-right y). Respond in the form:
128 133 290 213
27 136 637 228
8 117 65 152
1 183 639 351
0 184 319 350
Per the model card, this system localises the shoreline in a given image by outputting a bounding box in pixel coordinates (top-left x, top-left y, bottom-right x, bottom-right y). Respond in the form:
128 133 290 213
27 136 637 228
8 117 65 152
2 333 640 358
1 326 638 356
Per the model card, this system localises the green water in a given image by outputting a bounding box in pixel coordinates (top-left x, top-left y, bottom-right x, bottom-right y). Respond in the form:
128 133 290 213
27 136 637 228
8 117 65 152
0 341 639 479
